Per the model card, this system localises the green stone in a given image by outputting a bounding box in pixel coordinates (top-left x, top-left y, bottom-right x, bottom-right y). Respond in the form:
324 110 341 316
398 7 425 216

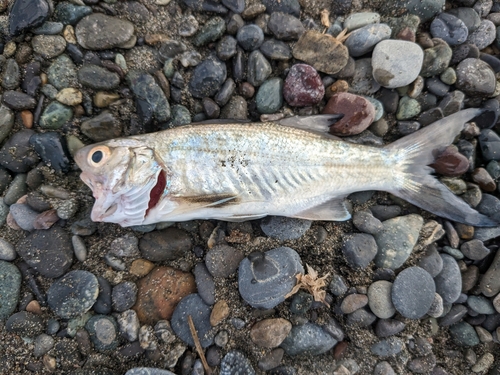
165 105 191 127
449 321 480 346
0 261 22 321
0 105 14 144
440 67 457 85
396 96 421 120
193 17 226 46
47 55 78 90
255 78 283 114
40 101 73 129
440 177 467 195
66 135 85 157
163 58 175 79
420 41 452 78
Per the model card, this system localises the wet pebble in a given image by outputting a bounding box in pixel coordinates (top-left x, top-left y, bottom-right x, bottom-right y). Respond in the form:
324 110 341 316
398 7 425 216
256 78 283 114
85 315 119 351
417 245 443 277
434 254 462 304
205 244 244 278
370 337 404 357
268 12 304 41
460 239 490 260
280 323 337 356
239 247 303 309
283 64 324 107
237 24 264 51
189 57 227 98
3 91 36 110
220 351 255 375
0 130 40 173
467 19 496 50
449 321 480 346
392 267 436 319
139 227 192 262
30 132 70 173
39 101 73 130
260 39 292 60
341 233 377 269
323 92 375 136
0 238 16 261
430 13 469 45
76 13 136 50
456 58 496 96
193 17 226 46
47 270 98 318
345 23 391 57
0 261 21 321
260 216 311 240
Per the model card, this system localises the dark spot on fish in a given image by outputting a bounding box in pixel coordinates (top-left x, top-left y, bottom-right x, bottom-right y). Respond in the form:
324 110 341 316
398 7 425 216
146 170 166 216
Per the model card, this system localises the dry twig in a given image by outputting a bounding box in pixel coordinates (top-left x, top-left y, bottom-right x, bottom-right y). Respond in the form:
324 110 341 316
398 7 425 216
285 264 330 307
188 315 212 375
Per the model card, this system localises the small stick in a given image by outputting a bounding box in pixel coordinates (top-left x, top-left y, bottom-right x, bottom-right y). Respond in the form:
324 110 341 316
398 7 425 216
188 315 212 375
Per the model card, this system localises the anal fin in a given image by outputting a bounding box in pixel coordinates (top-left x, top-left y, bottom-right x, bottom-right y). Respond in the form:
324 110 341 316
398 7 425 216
292 197 351 221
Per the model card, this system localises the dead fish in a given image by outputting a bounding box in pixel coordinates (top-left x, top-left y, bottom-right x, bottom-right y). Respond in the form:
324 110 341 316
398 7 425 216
74 109 496 228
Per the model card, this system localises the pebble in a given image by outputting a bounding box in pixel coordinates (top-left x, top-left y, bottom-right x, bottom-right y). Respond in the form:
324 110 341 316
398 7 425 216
479 129 500 161
250 318 292 348
456 58 496 96
448 7 481 33
0 238 16 261
133 266 196 324
352 210 383 235
261 0 300 16
4 174 28 205
210 300 229 326
47 55 78 89
480 249 500 297
341 233 377 269
468 295 495 315
391 267 435 319
5 311 43 337
33 333 55 357
193 263 215 305
256 78 283 114
449 321 480 346
417 245 444 277
237 24 264 51
0 261 21 321
467 19 496 50
193 17 226 47
371 40 423 88
374 362 396 375
54 2 92 25
2 59 20 90
78 64 120 90
112 281 138 313
267 12 304 41
293 30 349 74
368 280 395 319
0 105 14 144
32 35 66 59
260 39 292 60
16 226 73 278
9 0 49 35
47 270 98 318
396 96 421 120
171 293 214 347
247 50 272 87
76 14 136 50
290 291 312 315
139 227 192 262
434 254 462 304
3 91 36 110
280 323 337 356
238 247 304 309
39 101 73 130
374 214 424 269
217 36 237 61
85 315 119 351
345 24 391 57
283 64 324 107
374 319 405 338
260 216 311 240
189 57 227 98
206 244 244 278
81 111 122 142
323 92 375 135
460 239 490 260
430 13 469 45
341 294 368 314
370 337 404 357
30 132 70 173
220 351 255 375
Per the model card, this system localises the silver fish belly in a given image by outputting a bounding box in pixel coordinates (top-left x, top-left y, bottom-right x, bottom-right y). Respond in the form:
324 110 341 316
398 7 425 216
74 109 496 227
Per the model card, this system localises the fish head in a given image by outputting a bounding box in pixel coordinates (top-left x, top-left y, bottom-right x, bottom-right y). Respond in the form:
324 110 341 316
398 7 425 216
74 138 165 226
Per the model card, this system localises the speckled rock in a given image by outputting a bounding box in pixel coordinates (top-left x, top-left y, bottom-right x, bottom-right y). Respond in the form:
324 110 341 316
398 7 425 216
260 216 311 240
0 261 22 321
76 13 136 50
281 323 337 356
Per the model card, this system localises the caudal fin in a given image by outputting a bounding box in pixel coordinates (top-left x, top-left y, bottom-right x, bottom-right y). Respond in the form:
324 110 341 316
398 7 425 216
386 108 498 227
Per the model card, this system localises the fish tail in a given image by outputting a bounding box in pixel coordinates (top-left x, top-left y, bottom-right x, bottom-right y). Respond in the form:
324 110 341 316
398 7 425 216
385 108 498 227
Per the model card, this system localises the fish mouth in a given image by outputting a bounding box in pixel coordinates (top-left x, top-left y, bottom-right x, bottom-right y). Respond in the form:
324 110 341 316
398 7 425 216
145 170 167 217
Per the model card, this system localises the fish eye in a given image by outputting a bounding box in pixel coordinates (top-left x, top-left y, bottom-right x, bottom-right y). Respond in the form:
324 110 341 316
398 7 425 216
87 146 111 167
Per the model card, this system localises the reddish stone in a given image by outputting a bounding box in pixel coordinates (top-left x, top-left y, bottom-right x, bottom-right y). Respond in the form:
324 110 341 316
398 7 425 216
396 27 416 42
322 92 375 136
283 63 325 107
333 341 348 360
133 266 196 325
33 209 59 230
431 146 469 177
472 167 497 192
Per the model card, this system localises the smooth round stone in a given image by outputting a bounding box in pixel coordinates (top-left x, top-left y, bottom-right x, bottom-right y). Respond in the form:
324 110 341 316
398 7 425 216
16 226 73 278
247 50 272 87
237 24 264 51
460 239 490 260
32 35 66 59
250 318 291 348
329 274 348 296
30 132 70 173
467 295 495 315
396 96 421 120
216 35 237 61
171 293 214 348
259 39 292 61
449 321 480 346
220 351 255 375
125 369 176 375
374 319 405 338
2 91 36 110
346 308 377 327
238 247 304 309
341 293 368 314
283 64 324 107
85 315 119 351
81 111 122 142
260 216 311 240
352 210 383 235
0 238 16 261
76 13 136 50
3 174 28 205
262 0 300 16
9 203 39 231
112 281 138 313
374 214 424 269
368 280 395 319
78 64 120 90
33 21 64 35
341 233 377 269
344 12 380 31
255 78 283 114
5 311 43 337
448 7 481 33
193 17 226 47
417 245 443 277
54 2 92 25
194 263 215 305
280 323 337 356
47 55 78 89
370 337 404 357
206 244 244 278
467 19 496 50
33 333 55 357
39 101 73 130
345 23 391 57
267 12 304 41
456 58 496 96
391 266 435 319
2 59 20 90
372 40 424 88
189 58 227 98
139 227 192 262
47 270 98 318
434 254 462 304
430 13 468 46
0 261 21 321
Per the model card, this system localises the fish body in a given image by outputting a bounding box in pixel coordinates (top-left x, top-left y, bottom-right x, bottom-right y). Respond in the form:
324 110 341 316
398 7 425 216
75 109 496 227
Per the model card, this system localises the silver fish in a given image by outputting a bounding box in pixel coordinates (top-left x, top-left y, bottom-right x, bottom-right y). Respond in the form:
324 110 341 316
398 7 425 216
74 109 495 227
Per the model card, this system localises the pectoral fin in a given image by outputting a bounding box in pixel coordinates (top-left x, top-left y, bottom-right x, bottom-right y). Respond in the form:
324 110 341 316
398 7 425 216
292 197 351 221
277 114 343 138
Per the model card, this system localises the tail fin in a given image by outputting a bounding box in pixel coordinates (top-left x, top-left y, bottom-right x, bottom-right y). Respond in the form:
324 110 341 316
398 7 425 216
386 108 498 227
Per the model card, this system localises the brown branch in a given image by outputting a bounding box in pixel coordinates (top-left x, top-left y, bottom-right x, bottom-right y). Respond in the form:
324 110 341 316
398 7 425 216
188 315 212 375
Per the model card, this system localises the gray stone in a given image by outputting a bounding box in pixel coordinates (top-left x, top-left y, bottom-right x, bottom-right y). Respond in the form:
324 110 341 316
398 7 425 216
449 321 480 346
391 267 435 319
345 23 391 57
280 323 337 356
434 254 462 303
76 13 136 50
0 261 21 321
47 55 78 89
78 64 120 90
260 216 311 240
0 238 16 261
341 233 378 269
456 58 496 96
368 280 395 319
370 337 404 357
32 35 66 58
